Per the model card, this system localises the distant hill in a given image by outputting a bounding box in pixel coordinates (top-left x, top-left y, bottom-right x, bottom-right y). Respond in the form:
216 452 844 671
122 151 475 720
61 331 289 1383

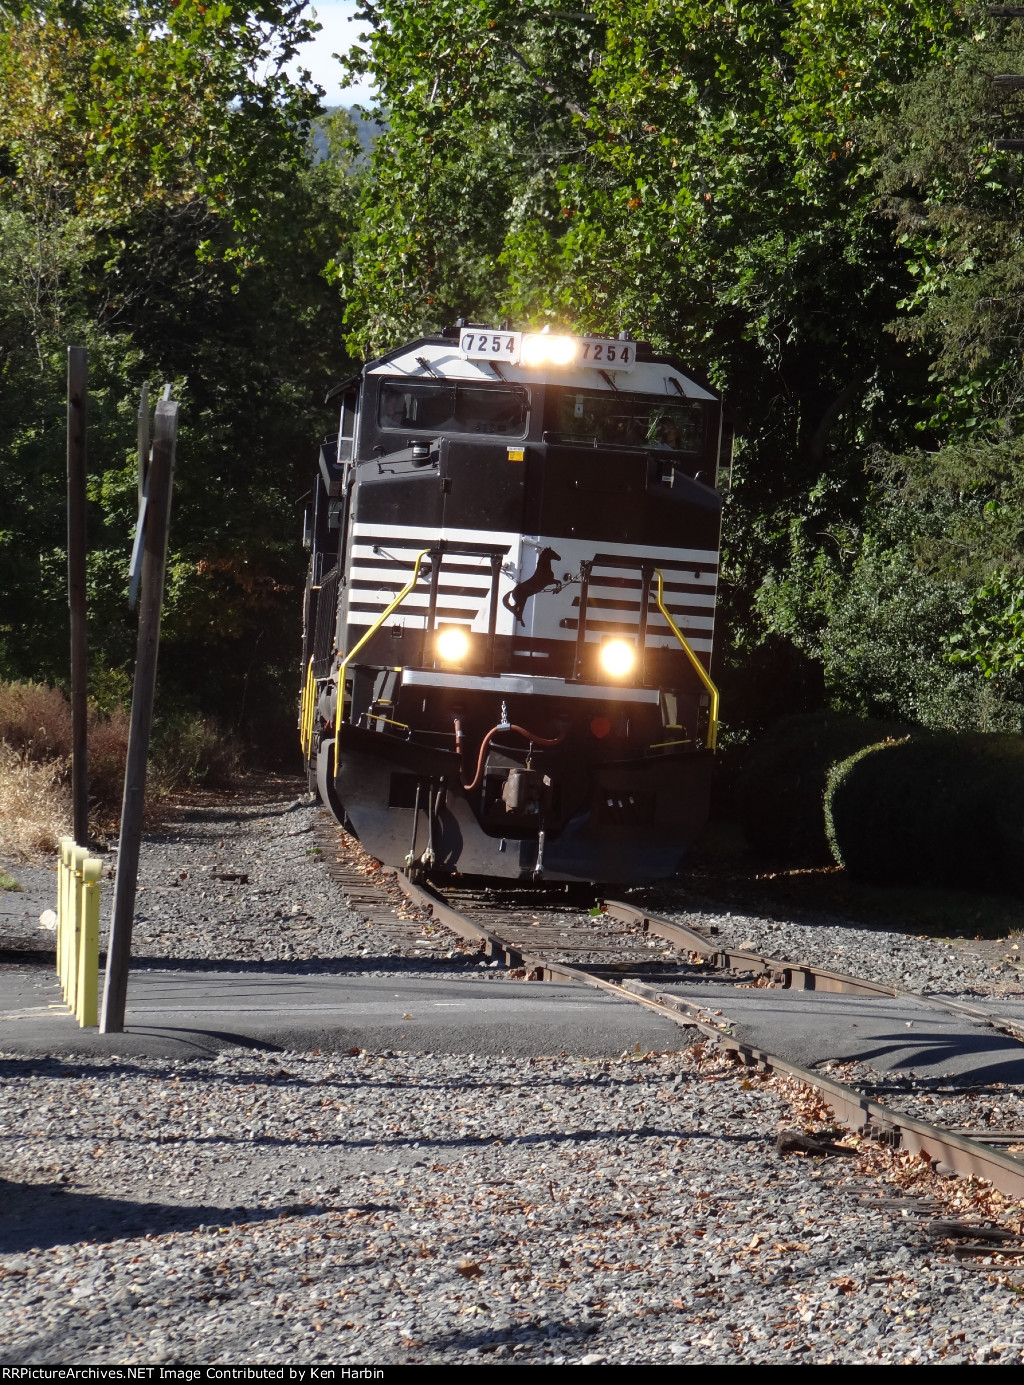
311 105 386 164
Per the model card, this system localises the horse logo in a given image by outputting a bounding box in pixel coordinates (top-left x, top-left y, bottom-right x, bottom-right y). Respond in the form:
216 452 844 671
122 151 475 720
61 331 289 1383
502 547 562 627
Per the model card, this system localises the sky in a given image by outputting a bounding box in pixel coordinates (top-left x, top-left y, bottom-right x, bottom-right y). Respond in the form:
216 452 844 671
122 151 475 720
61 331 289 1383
286 2 377 106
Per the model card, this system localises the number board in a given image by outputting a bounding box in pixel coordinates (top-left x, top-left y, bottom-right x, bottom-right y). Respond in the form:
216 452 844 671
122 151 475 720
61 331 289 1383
578 337 636 372
459 329 522 363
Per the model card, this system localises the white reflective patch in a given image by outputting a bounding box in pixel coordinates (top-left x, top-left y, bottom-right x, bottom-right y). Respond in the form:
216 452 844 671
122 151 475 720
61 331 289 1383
401 670 661 703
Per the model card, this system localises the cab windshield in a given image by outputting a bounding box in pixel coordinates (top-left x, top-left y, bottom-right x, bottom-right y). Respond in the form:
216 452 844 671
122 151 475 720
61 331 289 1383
549 389 707 453
378 380 529 437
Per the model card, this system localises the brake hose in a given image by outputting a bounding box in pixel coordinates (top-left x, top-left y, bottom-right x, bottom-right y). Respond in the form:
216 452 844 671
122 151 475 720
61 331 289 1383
454 718 565 794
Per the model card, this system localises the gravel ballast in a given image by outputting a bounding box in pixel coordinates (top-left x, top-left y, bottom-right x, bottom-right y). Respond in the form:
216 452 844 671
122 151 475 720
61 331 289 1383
650 896 1024 1000
4 786 1019 998
2 789 485 977
4 785 1024 1364
2 1044 1021 1367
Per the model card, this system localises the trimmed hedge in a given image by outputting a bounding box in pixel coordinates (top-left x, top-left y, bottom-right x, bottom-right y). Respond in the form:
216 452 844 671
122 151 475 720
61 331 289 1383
825 732 1024 895
737 713 910 864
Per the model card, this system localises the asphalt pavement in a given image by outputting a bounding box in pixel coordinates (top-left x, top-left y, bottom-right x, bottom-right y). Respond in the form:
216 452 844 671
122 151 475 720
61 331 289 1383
655 980 1024 1084
1 961 1023 1083
0 965 686 1058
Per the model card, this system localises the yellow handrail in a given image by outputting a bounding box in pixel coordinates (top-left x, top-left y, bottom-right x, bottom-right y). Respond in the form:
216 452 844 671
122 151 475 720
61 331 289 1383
299 657 316 759
331 549 431 777
338 549 430 707
653 568 720 751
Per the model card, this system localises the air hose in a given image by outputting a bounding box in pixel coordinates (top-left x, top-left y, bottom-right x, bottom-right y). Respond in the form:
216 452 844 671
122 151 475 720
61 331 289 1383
454 717 565 794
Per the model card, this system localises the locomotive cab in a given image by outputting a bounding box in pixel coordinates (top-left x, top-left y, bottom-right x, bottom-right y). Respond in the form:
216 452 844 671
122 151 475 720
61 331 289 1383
300 325 724 885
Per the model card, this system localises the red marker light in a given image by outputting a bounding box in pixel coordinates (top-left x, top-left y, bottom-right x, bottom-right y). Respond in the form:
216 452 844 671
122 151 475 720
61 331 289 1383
590 716 611 739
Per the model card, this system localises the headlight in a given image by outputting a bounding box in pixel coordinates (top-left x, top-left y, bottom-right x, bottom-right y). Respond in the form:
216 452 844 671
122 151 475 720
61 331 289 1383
436 626 470 663
599 639 636 678
521 333 577 368
546 334 577 365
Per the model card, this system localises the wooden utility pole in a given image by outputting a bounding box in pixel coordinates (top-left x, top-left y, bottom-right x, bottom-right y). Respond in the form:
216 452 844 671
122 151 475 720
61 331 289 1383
67 346 89 848
100 397 178 1034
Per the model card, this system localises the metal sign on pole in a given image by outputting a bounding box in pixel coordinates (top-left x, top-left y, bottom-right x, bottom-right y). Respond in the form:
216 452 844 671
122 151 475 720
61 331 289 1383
137 380 149 508
100 394 178 1035
67 346 89 848
129 383 150 610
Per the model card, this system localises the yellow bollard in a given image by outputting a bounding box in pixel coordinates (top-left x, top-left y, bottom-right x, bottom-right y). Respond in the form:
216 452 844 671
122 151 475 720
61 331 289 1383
71 846 88 1010
54 841 103 1027
76 859 102 1028
59 840 72 996
64 845 87 1007
57 837 73 980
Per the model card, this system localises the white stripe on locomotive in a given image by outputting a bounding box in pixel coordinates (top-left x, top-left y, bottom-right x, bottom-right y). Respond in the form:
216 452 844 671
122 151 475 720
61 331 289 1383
347 521 719 652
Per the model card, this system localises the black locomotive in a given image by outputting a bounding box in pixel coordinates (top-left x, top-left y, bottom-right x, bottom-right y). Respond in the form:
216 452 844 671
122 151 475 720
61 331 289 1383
300 324 723 885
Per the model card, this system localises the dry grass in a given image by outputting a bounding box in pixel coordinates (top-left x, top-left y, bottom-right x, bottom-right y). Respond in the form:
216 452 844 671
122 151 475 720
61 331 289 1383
0 679 243 858
0 742 72 861
0 680 129 850
0 680 130 796
0 680 75 759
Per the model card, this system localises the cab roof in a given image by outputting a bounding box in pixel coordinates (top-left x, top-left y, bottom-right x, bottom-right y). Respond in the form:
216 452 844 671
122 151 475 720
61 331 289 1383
363 336 717 402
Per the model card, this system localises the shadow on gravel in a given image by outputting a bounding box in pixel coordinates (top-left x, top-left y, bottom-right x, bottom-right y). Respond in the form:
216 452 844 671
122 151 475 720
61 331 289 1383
126 954 501 976
125 1124 729 1154
0 948 52 967
0 1053 681 1095
421 1320 584 1357
0 1177 387 1253
662 856 1024 944
156 792 312 827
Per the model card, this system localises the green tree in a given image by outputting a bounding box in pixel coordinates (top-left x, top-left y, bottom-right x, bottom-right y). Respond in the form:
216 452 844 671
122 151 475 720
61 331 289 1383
814 3 1024 735
341 0 965 731
874 7 1024 432
0 3 361 749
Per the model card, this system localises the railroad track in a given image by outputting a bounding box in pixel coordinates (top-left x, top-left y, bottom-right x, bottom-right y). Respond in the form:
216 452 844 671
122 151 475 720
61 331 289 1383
316 813 1024 1226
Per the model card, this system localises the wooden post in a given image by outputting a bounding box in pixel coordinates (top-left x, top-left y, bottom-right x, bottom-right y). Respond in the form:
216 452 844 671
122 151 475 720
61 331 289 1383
67 346 89 847
100 398 178 1034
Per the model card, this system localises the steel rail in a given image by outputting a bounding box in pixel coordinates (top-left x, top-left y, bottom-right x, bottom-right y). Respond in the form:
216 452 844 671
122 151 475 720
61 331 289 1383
393 872 1024 1202
604 899 1024 1043
604 898 899 997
